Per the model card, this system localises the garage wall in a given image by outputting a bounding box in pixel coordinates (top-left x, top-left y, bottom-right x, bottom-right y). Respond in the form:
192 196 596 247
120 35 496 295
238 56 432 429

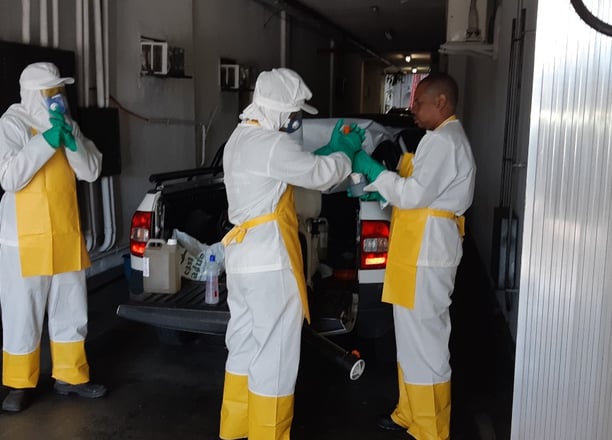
193 0 281 166
447 0 537 340
111 0 196 257
0 0 365 275
290 20 334 117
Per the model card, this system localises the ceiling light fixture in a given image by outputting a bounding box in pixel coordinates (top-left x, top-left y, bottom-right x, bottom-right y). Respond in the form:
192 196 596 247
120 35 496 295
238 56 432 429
405 55 411 63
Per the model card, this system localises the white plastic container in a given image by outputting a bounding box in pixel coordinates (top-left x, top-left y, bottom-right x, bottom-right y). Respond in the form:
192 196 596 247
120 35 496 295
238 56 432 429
204 254 219 305
143 238 181 294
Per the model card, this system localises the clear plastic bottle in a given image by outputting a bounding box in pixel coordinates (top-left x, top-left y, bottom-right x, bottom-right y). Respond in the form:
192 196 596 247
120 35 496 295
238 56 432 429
204 254 219 305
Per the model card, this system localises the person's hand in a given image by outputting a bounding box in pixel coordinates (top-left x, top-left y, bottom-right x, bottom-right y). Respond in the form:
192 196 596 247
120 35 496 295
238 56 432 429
314 119 346 156
61 129 77 152
359 191 386 202
347 185 387 203
42 109 76 151
42 110 65 148
313 144 334 156
349 123 366 144
329 120 363 160
315 120 365 160
352 150 386 183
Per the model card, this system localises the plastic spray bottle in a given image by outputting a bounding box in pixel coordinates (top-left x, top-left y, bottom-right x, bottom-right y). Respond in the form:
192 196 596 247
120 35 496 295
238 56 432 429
204 254 219 305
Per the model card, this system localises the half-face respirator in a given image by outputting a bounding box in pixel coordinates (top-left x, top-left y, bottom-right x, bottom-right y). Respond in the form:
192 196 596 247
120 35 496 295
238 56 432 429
42 87 69 115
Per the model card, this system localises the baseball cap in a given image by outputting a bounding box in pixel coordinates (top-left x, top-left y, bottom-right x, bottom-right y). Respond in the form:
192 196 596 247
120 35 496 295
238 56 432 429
19 62 75 90
253 68 318 115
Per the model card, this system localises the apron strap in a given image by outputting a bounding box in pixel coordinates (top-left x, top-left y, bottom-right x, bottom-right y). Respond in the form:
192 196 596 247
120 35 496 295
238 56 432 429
425 208 465 237
222 212 278 246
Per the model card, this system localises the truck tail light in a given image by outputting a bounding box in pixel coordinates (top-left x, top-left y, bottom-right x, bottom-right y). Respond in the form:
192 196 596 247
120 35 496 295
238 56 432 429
360 220 389 269
130 211 152 257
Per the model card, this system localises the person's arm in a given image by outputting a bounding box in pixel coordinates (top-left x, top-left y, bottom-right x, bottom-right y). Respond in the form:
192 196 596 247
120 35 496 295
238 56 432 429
267 136 352 191
0 116 55 192
369 132 459 209
63 121 102 182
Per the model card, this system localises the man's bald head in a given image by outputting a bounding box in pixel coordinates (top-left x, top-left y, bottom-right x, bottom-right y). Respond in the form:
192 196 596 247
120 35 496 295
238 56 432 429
418 73 458 112
410 73 459 130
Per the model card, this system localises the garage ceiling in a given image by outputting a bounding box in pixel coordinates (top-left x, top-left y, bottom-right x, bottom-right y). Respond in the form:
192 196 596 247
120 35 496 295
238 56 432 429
293 0 447 67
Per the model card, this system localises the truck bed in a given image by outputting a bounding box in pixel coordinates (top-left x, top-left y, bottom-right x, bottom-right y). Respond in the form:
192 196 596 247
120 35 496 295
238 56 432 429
117 278 230 335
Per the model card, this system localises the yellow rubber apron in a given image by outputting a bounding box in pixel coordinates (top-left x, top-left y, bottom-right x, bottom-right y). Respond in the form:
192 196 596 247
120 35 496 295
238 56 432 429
15 130 90 276
382 145 465 309
222 186 309 322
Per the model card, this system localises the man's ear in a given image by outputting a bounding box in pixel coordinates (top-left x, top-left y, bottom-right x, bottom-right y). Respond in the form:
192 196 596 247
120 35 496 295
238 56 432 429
436 93 448 110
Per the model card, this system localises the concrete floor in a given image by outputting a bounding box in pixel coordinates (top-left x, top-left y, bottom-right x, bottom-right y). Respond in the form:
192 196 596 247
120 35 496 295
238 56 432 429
0 238 514 439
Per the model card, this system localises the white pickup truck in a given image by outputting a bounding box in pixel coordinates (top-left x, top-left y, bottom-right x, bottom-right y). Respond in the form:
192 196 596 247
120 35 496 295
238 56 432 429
116 115 423 373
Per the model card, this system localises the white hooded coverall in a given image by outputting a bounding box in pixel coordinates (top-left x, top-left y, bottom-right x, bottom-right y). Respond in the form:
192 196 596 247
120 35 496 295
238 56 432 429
220 68 352 440
0 63 102 389
366 118 476 440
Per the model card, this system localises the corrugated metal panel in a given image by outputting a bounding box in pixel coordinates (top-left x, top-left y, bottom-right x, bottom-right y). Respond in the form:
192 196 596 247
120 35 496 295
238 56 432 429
512 0 612 439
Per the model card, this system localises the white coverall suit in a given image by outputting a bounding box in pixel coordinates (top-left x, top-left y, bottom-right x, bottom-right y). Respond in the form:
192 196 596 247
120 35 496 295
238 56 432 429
0 64 102 389
367 117 476 440
220 68 352 440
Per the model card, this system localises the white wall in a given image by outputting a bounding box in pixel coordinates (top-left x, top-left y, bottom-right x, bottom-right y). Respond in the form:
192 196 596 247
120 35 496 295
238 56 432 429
0 0 365 274
512 0 612 437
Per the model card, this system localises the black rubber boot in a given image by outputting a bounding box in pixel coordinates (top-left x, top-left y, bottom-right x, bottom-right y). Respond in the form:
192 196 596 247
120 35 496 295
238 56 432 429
53 380 107 398
2 388 30 412
376 414 407 431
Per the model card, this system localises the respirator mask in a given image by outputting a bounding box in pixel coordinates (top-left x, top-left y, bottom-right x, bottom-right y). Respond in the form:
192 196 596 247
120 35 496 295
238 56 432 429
281 111 304 144
42 86 70 116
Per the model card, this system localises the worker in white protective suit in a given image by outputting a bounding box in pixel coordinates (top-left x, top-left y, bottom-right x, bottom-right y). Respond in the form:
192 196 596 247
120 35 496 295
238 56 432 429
350 73 476 440
0 62 106 412
220 67 364 440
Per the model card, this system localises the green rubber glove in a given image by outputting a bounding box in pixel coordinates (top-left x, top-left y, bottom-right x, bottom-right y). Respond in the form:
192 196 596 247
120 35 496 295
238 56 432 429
349 123 366 143
314 119 345 156
352 150 386 183
346 185 386 202
42 110 65 148
315 119 364 159
337 133 362 160
61 129 77 152
313 144 335 156
359 191 386 202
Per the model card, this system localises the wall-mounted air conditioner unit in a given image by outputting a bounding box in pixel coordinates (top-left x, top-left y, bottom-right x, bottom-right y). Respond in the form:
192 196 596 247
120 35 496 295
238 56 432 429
440 0 498 58
220 63 240 90
141 40 169 75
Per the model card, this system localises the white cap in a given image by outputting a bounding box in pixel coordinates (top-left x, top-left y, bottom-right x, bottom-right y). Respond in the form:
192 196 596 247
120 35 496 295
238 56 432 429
252 68 318 115
19 62 75 91
167 238 178 245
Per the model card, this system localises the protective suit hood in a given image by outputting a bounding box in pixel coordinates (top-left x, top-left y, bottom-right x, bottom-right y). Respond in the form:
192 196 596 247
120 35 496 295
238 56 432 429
10 62 75 132
240 68 317 131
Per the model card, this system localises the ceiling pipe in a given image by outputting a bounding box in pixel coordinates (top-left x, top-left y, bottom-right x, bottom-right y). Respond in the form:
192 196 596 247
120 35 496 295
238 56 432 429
251 0 393 67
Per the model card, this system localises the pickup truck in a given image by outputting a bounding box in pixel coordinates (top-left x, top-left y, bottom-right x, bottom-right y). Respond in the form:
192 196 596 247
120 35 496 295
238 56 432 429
117 115 424 373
